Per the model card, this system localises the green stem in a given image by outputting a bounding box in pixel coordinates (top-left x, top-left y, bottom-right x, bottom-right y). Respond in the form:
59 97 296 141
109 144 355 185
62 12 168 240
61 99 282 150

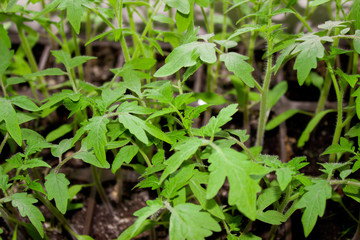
255 0 274 146
1 75 7 97
72 28 84 82
90 166 113 213
34 192 79 238
0 133 9 156
16 26 47 100
330 179 360 187
324 60 343 162
129 138 153 167
229 136 257 162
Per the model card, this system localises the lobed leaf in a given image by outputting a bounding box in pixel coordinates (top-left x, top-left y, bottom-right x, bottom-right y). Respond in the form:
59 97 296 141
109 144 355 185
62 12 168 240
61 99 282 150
168 203 221 240
45 171 70 214
296 180 332 237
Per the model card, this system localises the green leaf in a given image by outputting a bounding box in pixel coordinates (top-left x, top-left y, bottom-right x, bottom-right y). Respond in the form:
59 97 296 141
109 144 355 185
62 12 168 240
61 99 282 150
195 0 209 7
189 171 225 219
168 203 221 240
220 53 255 87
118 113 173 144
112 145 139 174
276 167 295 191
9 193 45 237
0 98 22 146
257 210 287 225
298 110 333 147
145 82 174 104
69 56 97 69
161 163 195 199
154 42 216 77
160 137 202 183
321 137 355 155
257 186 282 212
101 87 126 108
201 104 238 138
45 171 70 214
296 180 332 237
267 81 287 109
117 199 163 240
343 179 360 203
51 138 73 158
349 0 360 30
207 147 268 220
164 0 190 14
46 123 73 142
335 68 359 88
292 35 332 85
40 90 79 110
58 0 85 34
73 151 110 168
24 68 66 77
266 109 306 130
354 30 360 54
309 0 330 7
10 96 39 112
84 116 109 166
0 26 13 76
152 14 175 25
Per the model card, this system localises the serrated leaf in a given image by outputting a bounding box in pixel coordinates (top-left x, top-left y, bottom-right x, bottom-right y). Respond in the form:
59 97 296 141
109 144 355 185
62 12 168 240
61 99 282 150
0 98 22 146
117 199 163 240
321 137 355 155
154 42 216 77
73 151 110 168
220 53 255 87
24 68 66 77
168 203 221 240
63 0 84 34
112 145 139 174
84 116 109 165
296 180 332 237
201 104 238 138
101 88 126 109
9 193 45 237
118 113 173 144
207 147 267 220
292 35 331 85
160 137 202 183
144 82 174 104
189 171 225 219
45 171 70 214
10 96 39 112
335 68 359 88
162 163 195 199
